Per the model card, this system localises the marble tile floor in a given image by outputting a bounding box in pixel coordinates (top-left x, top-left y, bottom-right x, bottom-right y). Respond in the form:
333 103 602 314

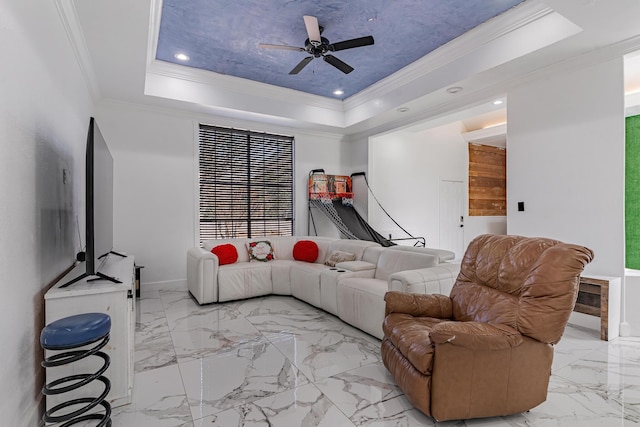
108 288 640 426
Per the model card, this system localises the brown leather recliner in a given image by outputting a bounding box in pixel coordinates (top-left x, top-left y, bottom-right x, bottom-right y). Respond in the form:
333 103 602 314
381 234 594 421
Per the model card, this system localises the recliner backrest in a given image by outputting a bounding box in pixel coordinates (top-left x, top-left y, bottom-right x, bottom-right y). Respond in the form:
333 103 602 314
450 234 593 344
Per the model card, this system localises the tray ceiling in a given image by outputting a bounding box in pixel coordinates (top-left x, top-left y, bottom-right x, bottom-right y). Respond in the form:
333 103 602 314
155 0 525 99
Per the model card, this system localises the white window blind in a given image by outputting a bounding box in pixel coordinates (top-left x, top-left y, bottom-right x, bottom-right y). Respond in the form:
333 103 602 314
198 124 294 242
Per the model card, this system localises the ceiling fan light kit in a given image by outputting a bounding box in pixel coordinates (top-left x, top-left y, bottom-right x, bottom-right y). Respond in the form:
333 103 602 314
259 15 374 75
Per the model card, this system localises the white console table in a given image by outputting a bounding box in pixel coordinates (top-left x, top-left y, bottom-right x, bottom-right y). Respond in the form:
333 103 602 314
44 254 135 409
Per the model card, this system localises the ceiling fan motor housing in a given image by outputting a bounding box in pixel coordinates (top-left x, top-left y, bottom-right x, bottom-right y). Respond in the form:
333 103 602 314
305 37 331 57
259 16 373 75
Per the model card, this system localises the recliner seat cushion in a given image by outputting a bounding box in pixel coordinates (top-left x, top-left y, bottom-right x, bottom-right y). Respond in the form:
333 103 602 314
383 313 443 374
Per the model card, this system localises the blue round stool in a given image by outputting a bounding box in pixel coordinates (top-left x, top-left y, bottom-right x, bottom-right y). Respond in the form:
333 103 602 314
40 313 112 426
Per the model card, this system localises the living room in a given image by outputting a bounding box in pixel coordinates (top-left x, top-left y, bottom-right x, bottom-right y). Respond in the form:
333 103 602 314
3 0 640 425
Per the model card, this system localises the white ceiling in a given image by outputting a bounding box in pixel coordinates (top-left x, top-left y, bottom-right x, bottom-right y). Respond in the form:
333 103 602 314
63 0 640 137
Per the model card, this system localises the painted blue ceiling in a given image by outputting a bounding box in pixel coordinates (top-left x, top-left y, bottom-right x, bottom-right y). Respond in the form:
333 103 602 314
156 0 526 100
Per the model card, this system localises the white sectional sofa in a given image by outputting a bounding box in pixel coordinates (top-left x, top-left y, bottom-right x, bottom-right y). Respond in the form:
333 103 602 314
187 236 460 339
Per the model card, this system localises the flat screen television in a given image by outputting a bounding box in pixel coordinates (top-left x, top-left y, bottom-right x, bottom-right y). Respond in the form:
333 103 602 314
61 117 123 287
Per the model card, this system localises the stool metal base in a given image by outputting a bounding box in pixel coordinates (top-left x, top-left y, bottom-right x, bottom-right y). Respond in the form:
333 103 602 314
42 332 112 426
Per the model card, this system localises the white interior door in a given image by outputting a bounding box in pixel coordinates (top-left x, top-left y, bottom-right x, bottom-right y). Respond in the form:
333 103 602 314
439 180 464 259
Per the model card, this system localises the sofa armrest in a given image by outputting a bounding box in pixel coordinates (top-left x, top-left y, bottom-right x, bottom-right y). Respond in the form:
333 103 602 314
430 321 523 350
384 291 453 319
335 260 376 272
388 262 460 296
187 247 218 304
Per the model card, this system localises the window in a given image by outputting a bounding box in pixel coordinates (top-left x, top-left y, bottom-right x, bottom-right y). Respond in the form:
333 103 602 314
198 124 294 242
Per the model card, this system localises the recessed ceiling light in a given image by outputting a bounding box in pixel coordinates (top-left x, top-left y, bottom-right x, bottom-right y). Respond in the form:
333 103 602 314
333 89 344 96
493 99 504 105
397 107 409 113
368 17 375 22
174 53 190 61
446 86 463 94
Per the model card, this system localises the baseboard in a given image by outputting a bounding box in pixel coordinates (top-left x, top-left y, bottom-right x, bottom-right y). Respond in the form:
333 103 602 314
141 279 187 293
620 322 631 337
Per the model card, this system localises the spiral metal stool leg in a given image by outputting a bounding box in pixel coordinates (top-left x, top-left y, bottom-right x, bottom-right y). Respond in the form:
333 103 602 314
40 313 112 426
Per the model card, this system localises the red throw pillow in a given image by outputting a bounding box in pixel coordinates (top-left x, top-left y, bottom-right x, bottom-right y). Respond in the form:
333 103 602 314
293 240 319 263
211 244 238 265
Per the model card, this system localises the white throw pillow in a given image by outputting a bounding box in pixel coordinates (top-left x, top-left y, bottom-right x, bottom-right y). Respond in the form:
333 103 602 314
246 240 276 262
324 250 356 267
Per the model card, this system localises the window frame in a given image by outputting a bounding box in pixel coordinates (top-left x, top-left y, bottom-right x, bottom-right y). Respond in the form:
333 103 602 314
196 123 295 244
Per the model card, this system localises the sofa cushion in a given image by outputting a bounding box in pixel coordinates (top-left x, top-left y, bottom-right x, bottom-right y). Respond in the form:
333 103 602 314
268 237 295 261
246 239 276 262
327 239 380 261
290 262 328 308
389 246 456 263
375 250 438 281
270 260 295 295
292 240 319 263
335 260 376 272
324 250 356 267
211 243 238 265
217 262 272 301
337 277 389 339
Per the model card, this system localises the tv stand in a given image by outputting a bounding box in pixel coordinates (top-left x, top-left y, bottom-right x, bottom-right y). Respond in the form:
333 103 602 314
99 250 127 259
44 255 135 408
87 271 122 284
61 251 127 287
59 270 122 288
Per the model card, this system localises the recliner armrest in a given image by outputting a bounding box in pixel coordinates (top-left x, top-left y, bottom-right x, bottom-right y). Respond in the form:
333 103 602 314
430 321 523 350
384 291 453 319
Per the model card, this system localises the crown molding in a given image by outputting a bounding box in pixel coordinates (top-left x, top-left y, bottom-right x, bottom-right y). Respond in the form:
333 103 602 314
54 0 101 101
145 60 345 113
146 0 344 113
97 98 347 140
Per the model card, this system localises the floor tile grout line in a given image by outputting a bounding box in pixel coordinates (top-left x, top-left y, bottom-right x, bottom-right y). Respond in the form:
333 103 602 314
138 291 195 425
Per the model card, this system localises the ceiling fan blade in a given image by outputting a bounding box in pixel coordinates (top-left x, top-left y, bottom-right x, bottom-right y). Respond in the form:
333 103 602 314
329 35 375 52
303 15 321 44
259 43 305 52
289 56 313 75
323 54 354 74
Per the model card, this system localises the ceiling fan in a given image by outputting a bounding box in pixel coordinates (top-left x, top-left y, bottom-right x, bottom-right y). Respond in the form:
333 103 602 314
259 15 374 75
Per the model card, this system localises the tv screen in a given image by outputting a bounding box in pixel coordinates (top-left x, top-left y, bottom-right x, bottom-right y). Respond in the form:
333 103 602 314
61 117 119 287
87 117 114 275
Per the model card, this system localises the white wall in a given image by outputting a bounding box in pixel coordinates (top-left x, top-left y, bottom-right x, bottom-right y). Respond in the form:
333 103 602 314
96 101 347 286
464 216 507 248
0 0 93 424
507 58 625 277
507 59 628 331
368 122 467 252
